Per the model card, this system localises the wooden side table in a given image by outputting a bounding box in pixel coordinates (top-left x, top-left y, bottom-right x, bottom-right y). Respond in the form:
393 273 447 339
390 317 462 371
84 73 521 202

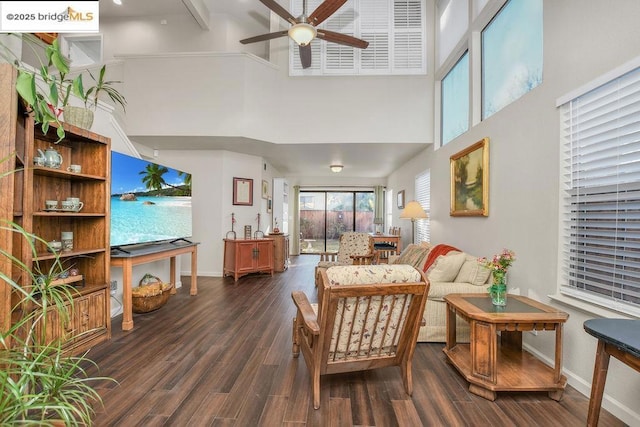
584 318 640 427
444 293 569 401
111 241 199 331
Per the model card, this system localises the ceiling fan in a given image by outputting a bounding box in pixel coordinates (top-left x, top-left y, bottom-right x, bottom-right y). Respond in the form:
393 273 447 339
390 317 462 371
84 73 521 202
240 0 369 69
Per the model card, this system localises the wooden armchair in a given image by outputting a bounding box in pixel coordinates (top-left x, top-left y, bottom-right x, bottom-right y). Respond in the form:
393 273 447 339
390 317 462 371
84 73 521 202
292 264 429 409
315 231 378 286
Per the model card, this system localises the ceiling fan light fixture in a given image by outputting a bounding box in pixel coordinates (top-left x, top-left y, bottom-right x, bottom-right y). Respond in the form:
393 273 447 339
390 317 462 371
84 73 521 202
288 23 317 46
330 164 343 173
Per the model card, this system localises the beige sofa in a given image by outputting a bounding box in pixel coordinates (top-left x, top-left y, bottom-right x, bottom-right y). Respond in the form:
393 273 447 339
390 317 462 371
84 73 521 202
389 243 491 342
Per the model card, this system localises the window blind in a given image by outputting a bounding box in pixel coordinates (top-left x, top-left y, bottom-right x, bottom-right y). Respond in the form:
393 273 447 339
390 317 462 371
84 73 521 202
289 0 425 76
415 169 430 243
559 65 640 313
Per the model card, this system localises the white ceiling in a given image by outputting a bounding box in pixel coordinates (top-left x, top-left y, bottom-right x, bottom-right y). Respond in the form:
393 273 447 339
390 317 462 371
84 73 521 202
100 0 430 178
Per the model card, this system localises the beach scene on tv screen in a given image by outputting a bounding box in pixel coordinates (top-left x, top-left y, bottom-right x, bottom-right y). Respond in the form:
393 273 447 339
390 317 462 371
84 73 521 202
111 151 192 247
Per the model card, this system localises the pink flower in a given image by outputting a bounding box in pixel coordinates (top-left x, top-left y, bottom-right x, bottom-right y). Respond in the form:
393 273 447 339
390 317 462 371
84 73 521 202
478 249 516 274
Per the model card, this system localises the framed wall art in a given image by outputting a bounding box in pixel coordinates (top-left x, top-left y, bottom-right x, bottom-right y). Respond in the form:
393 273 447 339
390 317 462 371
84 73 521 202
233 177 253 206
397 190 405 209
262 180 269 199
450 138 489 216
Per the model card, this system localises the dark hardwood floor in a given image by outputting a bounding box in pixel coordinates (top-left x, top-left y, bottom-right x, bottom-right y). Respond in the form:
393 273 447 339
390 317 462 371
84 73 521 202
87 255 626 426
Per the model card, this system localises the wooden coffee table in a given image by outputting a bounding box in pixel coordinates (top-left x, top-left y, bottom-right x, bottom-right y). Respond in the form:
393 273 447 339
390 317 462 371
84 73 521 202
443 293 569 401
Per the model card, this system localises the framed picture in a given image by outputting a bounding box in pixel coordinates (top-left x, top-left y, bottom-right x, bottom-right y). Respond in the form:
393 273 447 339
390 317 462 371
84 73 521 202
450 138 489 216
262 180 269 199
267 196 272 213
397 190 405 209
233 177 253 206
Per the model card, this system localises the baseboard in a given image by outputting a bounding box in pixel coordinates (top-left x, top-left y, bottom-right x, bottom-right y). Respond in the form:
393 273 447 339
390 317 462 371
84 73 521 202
523 342 640 426
179 270 223 278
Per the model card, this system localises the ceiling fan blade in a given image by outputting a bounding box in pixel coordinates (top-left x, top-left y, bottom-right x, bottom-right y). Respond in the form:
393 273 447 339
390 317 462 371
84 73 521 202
317 29 369 49
307 0 348 26
240 30 288 44
299 44 312 69
259 0 298 25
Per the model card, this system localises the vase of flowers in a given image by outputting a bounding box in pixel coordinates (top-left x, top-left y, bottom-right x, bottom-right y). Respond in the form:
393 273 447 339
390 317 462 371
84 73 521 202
479 249 516 306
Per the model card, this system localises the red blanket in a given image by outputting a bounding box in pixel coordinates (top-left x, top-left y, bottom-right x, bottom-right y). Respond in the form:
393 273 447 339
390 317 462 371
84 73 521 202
422 244 461 273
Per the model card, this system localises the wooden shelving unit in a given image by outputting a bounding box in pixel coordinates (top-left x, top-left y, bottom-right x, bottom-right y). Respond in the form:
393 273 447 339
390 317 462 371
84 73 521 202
271 233 289 272
0 64 111 354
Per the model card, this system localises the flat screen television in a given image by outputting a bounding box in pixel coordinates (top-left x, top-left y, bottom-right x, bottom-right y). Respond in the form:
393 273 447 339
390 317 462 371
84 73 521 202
110 151 192 249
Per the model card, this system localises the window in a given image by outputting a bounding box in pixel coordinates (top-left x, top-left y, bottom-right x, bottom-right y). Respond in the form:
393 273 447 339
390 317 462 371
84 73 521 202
415 170 430 243
299 190 374 253
386 189 393 231
441 52 469 145
289 0 426 76
482 0 542 119
558 62 640 315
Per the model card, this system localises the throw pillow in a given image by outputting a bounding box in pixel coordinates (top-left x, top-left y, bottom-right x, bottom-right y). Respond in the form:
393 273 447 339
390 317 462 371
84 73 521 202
426 252 466 282
422 243 461 273
393 244 431 269
455 254 492 285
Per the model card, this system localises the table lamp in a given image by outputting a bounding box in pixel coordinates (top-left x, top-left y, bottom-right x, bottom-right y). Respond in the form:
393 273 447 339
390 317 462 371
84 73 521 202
399 200 428 244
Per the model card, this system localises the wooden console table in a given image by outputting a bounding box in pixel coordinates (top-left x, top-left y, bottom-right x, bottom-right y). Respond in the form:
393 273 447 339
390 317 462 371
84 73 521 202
584 318 640 427
110 241 199 331
223 238 274 282
444 294 569 401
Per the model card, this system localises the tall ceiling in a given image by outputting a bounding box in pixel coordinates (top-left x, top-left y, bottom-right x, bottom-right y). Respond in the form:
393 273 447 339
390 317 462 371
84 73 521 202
99 0 430 178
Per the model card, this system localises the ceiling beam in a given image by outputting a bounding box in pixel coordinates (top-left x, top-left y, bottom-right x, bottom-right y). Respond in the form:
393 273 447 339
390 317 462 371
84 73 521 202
182 0 210 30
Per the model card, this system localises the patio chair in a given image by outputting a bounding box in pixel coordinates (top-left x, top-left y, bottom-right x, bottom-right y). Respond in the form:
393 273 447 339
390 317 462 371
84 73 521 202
292 264 429 409
315 231 378 286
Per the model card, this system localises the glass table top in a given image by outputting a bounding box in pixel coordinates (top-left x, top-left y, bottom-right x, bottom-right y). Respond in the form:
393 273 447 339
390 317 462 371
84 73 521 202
463 296 544 314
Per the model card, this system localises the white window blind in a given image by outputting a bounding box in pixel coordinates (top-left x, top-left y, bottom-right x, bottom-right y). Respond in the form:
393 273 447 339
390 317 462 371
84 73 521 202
559 65 640 313
290 0 425 76
415 169 430 243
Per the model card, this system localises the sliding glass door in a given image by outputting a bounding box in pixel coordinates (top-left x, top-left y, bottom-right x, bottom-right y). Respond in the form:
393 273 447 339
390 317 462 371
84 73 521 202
299 190 374 254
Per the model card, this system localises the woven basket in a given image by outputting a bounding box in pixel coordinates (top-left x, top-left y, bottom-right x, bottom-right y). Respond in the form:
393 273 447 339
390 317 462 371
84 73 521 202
63 106 94 130
132 282 173 313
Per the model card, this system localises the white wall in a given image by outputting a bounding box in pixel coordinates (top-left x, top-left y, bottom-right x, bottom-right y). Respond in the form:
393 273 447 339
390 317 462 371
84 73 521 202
388 0 640 423
100 13 266 60
115 50 432 145
144 149 279 277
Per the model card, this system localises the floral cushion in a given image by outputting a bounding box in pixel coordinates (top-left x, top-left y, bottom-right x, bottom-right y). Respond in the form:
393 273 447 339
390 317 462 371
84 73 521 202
326 264 422 285
336 232 372 264
324 265 423 360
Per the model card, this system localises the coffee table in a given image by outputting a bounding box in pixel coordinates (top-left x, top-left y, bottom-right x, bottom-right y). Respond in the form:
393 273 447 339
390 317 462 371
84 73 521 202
443 293 569 401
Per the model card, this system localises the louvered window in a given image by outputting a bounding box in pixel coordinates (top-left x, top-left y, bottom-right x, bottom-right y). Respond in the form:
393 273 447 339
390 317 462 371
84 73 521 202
558 63 640 314
289 0 425 76
415 169 430 243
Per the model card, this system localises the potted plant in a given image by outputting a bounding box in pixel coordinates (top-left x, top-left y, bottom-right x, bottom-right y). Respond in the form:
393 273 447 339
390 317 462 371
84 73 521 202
1 33 75 141
0 159 114 424
64 64 127 130
1 33 126 135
